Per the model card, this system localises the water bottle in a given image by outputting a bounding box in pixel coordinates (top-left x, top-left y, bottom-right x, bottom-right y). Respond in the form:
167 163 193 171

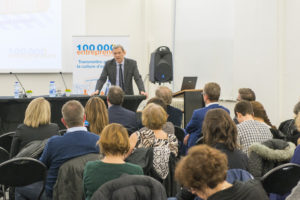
49 81 56 97
104 80 111 96
14 82 20 99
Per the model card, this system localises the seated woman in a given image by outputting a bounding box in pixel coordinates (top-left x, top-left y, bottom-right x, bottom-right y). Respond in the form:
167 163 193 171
175 145 269 200
129 103 178 180
202 108 248 170
83 123 143 200
279 101 300 144
251 101 285 139
10 97 59 158
85 96 108 135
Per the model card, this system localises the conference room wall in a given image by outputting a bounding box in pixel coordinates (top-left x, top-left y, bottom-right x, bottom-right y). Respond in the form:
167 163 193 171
173 0 300 126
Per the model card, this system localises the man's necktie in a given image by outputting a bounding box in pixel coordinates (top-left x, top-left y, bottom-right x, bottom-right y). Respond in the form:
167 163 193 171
119 64 124 91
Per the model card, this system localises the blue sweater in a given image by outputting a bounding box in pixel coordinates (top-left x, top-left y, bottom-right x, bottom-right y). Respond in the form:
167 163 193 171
185 103 230 148
39 130 99 197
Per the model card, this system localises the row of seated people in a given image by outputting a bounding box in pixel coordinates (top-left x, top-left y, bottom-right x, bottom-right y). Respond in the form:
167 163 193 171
5 82 300 199
7 89 179 199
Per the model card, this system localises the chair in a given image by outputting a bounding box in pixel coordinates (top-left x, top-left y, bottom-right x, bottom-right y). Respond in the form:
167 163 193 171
52 153 99 200
0 147 9 199
174 126 185 143
91 174 167 200
174 126 185 157
261 163 300 195
0 157 47 200
0 132 15 152
195 136 204 145
58 129 67 136
0 147 9 164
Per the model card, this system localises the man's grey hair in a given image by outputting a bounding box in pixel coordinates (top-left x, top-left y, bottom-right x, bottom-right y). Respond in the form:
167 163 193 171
112 44 125 52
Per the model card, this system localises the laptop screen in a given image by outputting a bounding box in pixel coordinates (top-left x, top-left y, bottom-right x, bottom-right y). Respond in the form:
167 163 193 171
181 77 198 91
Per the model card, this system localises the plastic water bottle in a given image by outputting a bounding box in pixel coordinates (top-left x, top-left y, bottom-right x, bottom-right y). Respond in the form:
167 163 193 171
104 80 111 96
49 81 56 97
14 82 20 99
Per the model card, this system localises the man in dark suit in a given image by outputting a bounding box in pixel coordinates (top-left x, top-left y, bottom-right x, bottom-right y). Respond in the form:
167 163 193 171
184 82 230 150
92 45 147 96
155 86 183 127
107 86 138 134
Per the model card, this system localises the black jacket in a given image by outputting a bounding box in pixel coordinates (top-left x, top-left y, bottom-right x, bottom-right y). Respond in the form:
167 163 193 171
95 58 145 95
108 105 138 134
167 105 183 127
10 123 59 158
91 174 167 200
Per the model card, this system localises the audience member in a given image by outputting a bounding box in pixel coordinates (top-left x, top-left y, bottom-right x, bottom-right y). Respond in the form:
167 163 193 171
237 88 256 101
234 101 273 155
146 97 175 137
83 123 143 200
15 100 100 199
175 145 268 200
251 101 286 140
10 97 59 158
233 88 256 124
107 86 138 134
155 86 183 126
202 108 248 170
184 82 229 149
279 101 300 144
85 96 108 135
129 103 178 180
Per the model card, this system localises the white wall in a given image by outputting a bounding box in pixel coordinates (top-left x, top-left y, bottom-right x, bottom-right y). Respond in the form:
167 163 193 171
282 0 300 120
232 0 280 125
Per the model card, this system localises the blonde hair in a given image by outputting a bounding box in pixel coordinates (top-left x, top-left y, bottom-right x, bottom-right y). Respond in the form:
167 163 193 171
24 97 51 128
142 103 167 130
85 97 108 135
98 123 130 156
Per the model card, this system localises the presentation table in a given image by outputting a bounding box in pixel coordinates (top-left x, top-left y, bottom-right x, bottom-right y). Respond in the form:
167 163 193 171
0 95 146 134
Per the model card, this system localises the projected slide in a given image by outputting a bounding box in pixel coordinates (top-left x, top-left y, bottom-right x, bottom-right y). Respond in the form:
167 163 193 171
0 0 61 72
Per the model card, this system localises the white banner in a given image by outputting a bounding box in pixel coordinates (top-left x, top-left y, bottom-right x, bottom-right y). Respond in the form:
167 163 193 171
72 36 129 95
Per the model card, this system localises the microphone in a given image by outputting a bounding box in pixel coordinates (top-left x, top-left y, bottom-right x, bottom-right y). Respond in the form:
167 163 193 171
59 72 68 91
10 72 27 98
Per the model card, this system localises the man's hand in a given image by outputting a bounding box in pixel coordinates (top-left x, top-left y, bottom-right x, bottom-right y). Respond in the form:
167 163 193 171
183 134 190 146
91 90 99 96
140 91 148 98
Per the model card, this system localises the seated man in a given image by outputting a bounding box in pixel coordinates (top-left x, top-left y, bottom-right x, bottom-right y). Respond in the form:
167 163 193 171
15 100 100 199
155 86 183 127
175 145 269 200
237 88 256 101
184 82 229 149
235 100 273 155
107 86 138 134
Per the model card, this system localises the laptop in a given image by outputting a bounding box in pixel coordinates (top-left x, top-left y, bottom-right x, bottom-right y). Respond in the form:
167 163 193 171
180 77 198 91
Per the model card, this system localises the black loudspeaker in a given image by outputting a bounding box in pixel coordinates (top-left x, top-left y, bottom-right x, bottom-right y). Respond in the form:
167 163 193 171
149 46 173 83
